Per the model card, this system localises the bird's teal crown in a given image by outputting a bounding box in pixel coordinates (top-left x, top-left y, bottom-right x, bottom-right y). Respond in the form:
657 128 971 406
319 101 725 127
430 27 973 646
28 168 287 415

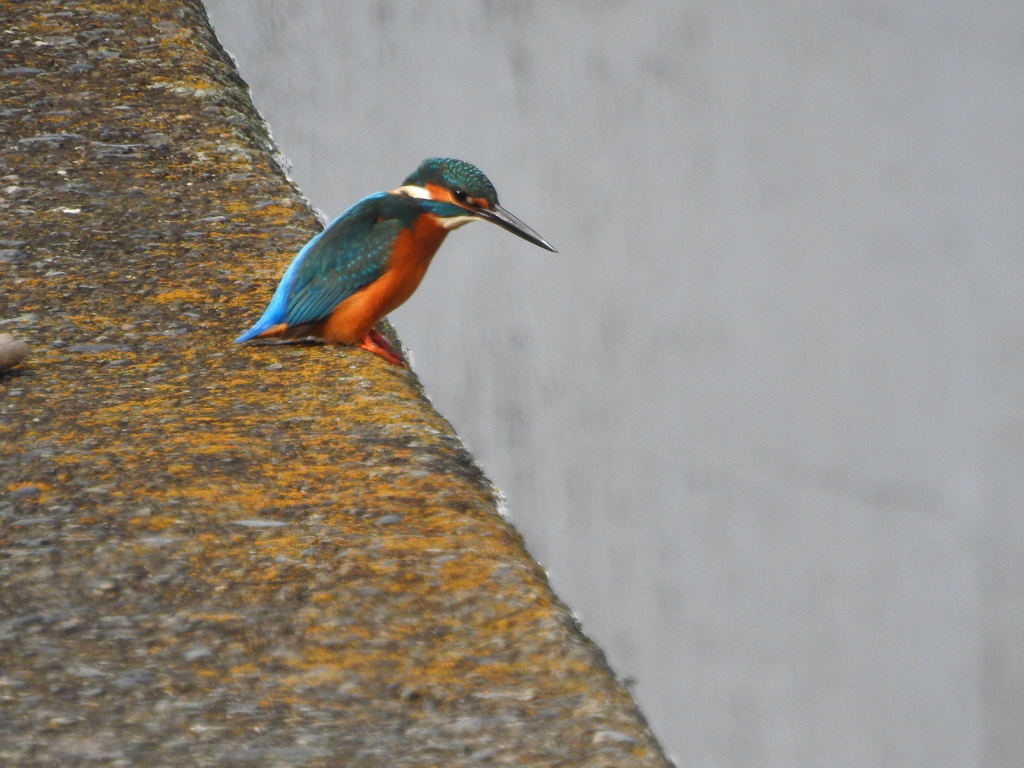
402 158 499 205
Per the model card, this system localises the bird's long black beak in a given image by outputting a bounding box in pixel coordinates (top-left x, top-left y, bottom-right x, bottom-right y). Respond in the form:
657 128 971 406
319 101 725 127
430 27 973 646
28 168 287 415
479 203 557 252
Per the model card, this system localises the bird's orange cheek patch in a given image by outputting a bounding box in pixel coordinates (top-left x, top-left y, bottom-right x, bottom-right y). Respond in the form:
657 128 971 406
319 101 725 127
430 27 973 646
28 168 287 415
424 183 453 204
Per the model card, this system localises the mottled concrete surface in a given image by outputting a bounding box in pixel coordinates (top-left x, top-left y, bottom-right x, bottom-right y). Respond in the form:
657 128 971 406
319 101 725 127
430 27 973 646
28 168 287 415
0 2 671 766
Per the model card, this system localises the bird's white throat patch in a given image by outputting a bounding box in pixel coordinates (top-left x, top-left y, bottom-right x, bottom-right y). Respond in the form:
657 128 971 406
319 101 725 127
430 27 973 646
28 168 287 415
439 215 478 231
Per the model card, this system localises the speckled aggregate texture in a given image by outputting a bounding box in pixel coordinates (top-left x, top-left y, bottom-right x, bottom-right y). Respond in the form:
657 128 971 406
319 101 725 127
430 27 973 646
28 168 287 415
0 2 672 766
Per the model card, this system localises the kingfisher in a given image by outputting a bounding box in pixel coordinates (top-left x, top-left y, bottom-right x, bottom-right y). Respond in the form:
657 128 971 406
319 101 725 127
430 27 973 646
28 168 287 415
235 158 555 365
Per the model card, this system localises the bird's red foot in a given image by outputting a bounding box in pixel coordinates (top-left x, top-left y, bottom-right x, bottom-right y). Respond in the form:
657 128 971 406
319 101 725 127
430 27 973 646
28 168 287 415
356 330 407 367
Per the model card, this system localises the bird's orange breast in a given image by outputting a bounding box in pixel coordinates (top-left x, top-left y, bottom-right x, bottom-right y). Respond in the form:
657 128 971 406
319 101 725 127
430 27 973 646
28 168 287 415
314 214 449 344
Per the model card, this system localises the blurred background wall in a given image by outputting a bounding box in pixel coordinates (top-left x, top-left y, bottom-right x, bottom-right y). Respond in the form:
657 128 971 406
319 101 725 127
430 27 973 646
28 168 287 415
202 2 1024 765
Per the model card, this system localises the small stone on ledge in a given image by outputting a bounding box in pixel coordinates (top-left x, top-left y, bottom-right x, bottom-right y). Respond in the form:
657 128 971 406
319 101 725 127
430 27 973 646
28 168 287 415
0 333 28 371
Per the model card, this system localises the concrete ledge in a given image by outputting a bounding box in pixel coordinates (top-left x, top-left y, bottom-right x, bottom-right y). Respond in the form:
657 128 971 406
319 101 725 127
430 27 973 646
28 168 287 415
0 1 671 765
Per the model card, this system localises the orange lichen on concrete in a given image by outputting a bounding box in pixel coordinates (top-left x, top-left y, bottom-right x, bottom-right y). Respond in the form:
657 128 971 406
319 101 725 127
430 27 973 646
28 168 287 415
152 288 211 304
0 0 670 766
252 203 300 222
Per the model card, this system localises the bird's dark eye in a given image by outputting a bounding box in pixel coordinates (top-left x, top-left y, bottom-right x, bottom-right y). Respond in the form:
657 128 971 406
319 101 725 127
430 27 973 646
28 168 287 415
452 189 469 204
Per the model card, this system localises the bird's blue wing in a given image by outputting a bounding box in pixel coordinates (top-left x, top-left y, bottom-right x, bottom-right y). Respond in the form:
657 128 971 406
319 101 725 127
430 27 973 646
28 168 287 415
236 193 399 341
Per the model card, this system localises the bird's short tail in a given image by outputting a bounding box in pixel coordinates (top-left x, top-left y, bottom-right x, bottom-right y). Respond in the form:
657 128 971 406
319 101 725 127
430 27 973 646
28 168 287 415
234 315 284 343
234 325 263 343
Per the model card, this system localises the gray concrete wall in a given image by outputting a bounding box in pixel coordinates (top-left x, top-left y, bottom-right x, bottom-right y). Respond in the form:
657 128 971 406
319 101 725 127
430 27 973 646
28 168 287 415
202 2 1024 765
